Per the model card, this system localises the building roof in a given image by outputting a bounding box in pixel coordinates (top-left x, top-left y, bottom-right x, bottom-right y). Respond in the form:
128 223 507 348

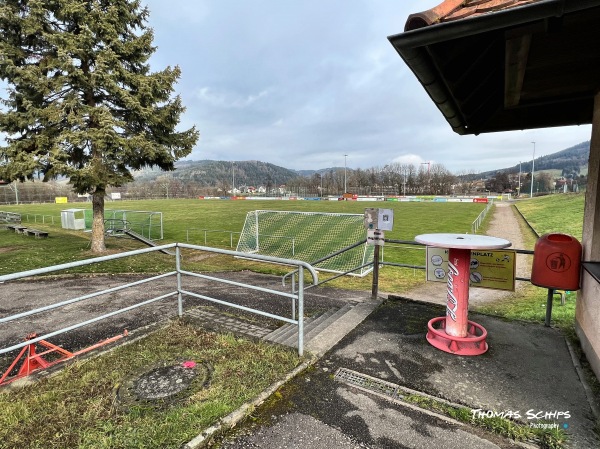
388 0 600 135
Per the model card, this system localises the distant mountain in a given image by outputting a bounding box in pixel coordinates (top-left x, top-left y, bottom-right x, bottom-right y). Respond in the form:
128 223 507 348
477 141 589 178
132 160 299 187
294 167 345 177
130 141 590 187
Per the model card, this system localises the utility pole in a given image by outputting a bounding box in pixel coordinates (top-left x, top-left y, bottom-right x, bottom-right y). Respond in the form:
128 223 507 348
530 142 535 198
232 161 235 196
518 161 521 195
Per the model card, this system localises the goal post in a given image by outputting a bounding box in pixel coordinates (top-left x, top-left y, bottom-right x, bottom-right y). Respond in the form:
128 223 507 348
236 210 374 276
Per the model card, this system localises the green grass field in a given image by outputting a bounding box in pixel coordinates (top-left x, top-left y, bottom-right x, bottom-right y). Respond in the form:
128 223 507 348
1 199 488 292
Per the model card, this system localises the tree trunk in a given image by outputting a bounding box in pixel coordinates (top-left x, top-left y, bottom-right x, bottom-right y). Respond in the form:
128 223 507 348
91 189 106 253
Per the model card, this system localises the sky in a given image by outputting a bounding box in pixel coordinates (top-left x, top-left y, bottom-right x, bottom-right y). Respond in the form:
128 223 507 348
140 1 588 173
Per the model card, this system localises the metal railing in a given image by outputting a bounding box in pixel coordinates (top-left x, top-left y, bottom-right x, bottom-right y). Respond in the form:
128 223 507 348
282 239 369 295
471 200 494 234
23 214 56 225
186 228 242 248
0 243 318 358
379 238 534 282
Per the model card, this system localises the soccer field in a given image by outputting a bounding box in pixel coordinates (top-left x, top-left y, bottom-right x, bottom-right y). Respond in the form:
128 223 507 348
4 198 487 242
2 199 488 279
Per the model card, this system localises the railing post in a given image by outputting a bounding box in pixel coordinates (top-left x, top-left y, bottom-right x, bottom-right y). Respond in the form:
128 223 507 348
545 288 554 327
371 244 380 299
176 245 183 317
297 267 304 357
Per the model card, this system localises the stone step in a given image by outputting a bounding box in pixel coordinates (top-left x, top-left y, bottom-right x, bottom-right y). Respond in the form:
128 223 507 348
264 304 355 348
261 311 330 344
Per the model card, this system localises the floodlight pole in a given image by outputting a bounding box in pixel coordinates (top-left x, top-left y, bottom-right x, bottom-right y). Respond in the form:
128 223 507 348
530 142 535 198
344 154 348 194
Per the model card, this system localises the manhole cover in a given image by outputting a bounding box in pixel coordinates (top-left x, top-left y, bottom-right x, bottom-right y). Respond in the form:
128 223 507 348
116 360 212 410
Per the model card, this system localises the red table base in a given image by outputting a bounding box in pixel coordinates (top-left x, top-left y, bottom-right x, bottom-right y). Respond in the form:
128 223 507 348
426 317 488 356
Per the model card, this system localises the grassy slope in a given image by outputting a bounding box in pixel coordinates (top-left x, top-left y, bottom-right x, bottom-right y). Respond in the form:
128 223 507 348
514 193 584 240
474 194 585 332
0 322 300 449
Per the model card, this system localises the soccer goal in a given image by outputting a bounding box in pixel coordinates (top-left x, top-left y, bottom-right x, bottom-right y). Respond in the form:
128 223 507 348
84 209 164 240
236 210 374 276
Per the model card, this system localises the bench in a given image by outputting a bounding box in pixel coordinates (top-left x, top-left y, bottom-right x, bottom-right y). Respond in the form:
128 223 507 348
7 225 28 233
24 228 49 238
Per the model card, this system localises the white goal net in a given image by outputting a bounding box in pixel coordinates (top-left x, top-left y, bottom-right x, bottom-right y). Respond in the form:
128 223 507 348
236 210 374 276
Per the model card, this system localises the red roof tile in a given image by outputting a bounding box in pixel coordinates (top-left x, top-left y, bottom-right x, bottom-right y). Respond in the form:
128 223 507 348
405 0 542 31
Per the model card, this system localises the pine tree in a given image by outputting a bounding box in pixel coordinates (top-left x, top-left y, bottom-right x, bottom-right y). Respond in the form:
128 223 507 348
0 0 199 252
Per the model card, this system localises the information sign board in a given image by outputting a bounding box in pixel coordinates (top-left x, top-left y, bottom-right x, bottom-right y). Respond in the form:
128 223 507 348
426 246 516 291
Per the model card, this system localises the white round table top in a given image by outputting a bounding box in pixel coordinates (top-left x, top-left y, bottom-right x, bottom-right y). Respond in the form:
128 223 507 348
415 233 511 250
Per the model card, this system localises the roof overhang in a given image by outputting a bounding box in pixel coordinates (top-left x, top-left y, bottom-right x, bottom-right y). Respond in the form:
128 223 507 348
388 0 600 135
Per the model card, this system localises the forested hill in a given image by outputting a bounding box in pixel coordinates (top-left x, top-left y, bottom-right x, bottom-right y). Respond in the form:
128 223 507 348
132 141 591 187
480 141 589 176
132 160 299 187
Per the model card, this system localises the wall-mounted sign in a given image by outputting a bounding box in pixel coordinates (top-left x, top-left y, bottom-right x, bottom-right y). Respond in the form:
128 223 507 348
364 208 394 231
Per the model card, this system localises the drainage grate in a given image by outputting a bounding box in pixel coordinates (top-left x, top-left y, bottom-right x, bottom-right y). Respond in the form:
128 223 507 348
334 367 405 400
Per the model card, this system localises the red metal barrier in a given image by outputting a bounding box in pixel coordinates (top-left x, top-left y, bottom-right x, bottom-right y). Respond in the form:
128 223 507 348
0 330 128 386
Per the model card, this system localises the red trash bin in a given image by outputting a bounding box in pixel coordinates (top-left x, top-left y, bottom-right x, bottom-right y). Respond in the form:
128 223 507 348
531 233 582 291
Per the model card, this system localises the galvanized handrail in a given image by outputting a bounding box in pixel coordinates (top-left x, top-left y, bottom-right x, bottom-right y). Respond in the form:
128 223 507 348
282 239 367 287
471 199 494 234
0 243 318 358
380 239 534 281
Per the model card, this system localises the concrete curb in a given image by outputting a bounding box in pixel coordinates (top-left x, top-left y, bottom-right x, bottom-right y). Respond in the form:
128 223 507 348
181 356 318 449
564 337 600 422
306 297 384 356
